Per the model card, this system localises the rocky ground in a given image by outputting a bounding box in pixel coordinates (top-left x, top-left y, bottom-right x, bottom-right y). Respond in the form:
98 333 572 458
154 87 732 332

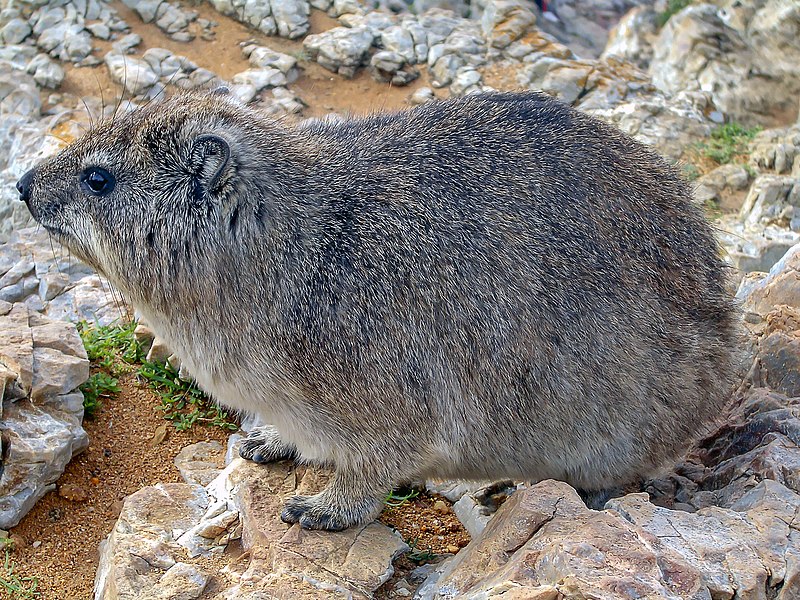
0 0 800 598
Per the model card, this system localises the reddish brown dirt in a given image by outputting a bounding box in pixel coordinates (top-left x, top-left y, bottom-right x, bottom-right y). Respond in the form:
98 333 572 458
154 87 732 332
10 371 231 599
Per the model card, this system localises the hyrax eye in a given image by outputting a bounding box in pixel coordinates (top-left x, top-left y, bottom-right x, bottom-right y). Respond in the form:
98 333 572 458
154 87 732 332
79 167 116 197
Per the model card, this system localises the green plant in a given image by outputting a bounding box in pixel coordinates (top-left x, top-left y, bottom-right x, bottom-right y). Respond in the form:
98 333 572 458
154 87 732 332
680 163 700 182
79 372 120 419
404 536 437 564
0 540 40 599
656 0 693 28
139 360 238 432
697 122 761 166
385 487 420 507
289 49 310 63
77 320 144 374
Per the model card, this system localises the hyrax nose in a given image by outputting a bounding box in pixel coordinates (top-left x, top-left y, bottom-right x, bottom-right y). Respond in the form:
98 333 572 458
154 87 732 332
16 169 35 206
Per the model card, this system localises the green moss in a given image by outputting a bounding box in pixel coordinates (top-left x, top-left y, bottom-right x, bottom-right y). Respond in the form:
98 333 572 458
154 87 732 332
656 0 693 28
698 122 761 166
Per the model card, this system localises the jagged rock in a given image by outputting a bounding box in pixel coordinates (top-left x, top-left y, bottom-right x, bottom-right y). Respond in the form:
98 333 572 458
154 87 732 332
304 26 374 77
585 90 717 161
86 21 111 40
600 4 658 70
518 55 593 104
739 243 800 316
750 125 800 176
381 25 416 64
30 5 94 63
449 67 482 95
111 32 141 54
718 217 800 274
230 83 257 104
533 0 641 59
267 87 305 115
121 0 163 23
739 175 800 231
95 458 409 598
419 478 800 599
243 44 298 74
480 0 536 49
94 484 212 599
105 51 160 96
330 0 363 17
26 53 64 89
649 1 800 127
410 86 436 105
271 0 310 37
693 163 751 211
174 441 225 487
0 227 126 324
427 19 486 90
208 0 309 38
231 67 287 92
0 304 89 529
154 2 197 36
0 63 64 239
0 18 32 45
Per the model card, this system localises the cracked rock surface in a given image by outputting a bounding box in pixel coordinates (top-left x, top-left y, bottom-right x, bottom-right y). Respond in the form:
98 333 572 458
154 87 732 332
0 302 90 529
94 457 408 599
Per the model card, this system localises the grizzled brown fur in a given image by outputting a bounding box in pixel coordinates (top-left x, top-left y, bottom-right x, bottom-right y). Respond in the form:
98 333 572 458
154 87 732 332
19 90 740 530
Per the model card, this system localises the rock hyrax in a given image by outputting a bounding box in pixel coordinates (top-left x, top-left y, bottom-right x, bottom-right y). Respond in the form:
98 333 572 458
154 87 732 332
19 90 740 530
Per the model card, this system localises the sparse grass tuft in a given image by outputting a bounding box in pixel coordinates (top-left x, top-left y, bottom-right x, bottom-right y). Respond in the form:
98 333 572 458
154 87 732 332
404 536 437 564
385 487 420 508
79 372 120 419
77 321 142 418
656 0 693 28
289 49 310 63
0 539 40 599
77 320 144 375
139 360 238 432
681 163 700 182
698 122 761 166
77 321 237 432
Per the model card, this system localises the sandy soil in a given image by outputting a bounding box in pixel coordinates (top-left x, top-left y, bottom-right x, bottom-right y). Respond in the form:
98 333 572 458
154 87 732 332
57 1 441 121
10 371 231 599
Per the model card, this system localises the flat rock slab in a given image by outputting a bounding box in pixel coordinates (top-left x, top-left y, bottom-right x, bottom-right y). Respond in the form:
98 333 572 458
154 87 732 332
94 458 408 599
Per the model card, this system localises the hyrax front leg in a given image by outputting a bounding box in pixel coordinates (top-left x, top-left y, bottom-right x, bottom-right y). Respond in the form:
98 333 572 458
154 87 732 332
239 425 296 464
281 463 390 531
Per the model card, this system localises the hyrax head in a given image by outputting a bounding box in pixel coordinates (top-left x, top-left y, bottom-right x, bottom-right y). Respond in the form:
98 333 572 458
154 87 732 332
17 90 258 295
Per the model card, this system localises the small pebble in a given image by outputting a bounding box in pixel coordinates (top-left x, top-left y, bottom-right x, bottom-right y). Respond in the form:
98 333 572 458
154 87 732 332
58 483 89 502
446 544 460 554
432 500 448 514
32 540 42 549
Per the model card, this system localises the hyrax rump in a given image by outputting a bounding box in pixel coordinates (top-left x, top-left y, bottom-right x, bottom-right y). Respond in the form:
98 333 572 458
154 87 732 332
19 90 739 531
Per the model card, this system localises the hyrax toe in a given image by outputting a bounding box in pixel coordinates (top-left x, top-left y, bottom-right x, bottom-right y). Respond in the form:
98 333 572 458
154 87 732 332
238 425 295 464
280 492 381 532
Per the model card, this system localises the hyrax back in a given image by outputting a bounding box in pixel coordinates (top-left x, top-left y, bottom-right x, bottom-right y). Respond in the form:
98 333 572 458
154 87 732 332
20 91 740 530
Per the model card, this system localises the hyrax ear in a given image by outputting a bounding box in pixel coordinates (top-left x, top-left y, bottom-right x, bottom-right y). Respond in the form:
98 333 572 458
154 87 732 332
189 134 230 199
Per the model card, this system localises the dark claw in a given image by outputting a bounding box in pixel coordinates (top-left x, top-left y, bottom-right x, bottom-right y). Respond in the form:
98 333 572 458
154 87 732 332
281 501 305 524
300 512 346 531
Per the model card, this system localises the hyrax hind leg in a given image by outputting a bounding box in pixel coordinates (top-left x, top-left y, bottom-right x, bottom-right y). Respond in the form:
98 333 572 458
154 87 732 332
239 425 296 464
281 462 390 531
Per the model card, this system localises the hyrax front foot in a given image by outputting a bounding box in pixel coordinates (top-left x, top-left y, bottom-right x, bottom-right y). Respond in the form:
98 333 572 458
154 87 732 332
239 425 296 464
281 468 387 531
